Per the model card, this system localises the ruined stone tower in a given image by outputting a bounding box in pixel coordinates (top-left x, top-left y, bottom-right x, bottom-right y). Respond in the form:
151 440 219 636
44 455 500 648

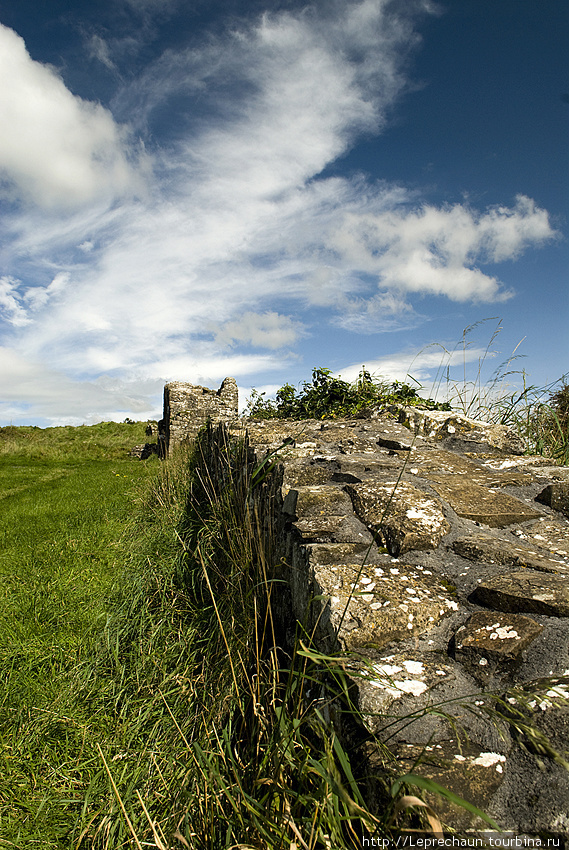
159 377 238 455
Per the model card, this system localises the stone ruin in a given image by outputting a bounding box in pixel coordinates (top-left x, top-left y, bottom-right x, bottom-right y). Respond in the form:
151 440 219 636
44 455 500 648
195 409 569 840
129 377 239 458
130 379 569 839
158 377 238 456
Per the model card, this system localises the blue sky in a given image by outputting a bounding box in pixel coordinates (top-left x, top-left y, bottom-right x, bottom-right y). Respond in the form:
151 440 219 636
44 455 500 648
0 0 567 425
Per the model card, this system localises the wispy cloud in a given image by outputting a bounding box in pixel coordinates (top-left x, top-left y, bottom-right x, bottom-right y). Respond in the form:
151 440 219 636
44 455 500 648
0 1 557 424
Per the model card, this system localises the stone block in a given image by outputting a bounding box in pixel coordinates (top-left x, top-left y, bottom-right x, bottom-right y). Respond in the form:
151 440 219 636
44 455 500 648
310 561 458 651
380 741 507 832
513 519 569 561
294 513 373 544
453 533 569 574
536 483 569 519
454 612 544 667
471 571 569 617
395 406 525 454
346 480 450 556
429 478 541 527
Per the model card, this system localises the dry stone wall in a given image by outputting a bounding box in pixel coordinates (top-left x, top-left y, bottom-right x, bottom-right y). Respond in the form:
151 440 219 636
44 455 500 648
181 387 569 840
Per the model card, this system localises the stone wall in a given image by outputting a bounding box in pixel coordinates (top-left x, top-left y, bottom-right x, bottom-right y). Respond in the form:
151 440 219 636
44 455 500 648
159 377 238 455
190 409 569 840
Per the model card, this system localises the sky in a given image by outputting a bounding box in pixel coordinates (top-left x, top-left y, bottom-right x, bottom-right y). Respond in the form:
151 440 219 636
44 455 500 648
0 0 567 426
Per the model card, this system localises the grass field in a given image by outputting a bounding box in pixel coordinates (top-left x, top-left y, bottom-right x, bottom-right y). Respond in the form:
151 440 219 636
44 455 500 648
0 422 157 847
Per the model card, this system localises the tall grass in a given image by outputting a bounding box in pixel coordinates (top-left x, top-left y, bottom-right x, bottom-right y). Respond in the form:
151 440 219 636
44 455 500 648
416 318 569 464
68 432 392 847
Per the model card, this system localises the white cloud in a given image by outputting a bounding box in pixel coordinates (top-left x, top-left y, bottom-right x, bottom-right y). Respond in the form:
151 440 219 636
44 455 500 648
331 196 554 302
87 35 117 72
214 312 303 349
0 276 31 326
0 24 142 207
0 2 558 424
0 347 164 424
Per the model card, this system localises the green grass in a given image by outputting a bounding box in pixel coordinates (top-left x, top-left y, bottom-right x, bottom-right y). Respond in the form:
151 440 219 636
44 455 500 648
0 421 157 847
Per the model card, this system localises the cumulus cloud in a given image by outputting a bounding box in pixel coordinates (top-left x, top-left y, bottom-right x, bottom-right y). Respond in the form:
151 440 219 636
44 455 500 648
0 1 558 424
0 23 141 207
331 195 554 302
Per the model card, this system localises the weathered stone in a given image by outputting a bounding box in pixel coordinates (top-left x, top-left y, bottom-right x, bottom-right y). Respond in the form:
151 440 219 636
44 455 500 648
312 562 458 651
356 651 463 720
429 478 542 527
303 542 376 565
536 484 569 519
332 453 402 480
380 740 507 832
395 406 525 454
283 485 372 544
407 448 484 477
372 415 426 451
316 424 378 454
243 418 314 449
514 519 569 561
162 377 238 454
346 480 450 556
288 485 354 518
453 534 569 574
408 448 534 488
129 443 158 459
455 612 544 666
282 458 340 487
294 513 373 544
471 571 569 617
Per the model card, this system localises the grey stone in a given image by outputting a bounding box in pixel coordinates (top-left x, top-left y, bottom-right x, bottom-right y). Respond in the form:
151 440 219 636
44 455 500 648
536 483 569 519
294 513 373 545
394 406 525 454
380 740 507 832
162 377 238 454
454 612 544 666
308 560 458 651
346 480 450 556
129 443 157 459
471 571 569 617
373 416 425 451
453 533 569 574
289 484 354 518
429 478 542 527
408 448 534 488
514 519 569 561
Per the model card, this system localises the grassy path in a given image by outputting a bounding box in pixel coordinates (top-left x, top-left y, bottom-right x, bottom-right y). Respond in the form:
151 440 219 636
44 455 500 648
0 423 156 847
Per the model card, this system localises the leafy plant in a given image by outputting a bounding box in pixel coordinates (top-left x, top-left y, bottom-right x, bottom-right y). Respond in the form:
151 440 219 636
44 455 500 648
246 367 451 420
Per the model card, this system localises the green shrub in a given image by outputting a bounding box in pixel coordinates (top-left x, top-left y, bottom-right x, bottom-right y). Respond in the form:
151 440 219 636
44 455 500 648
246 367 451 420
